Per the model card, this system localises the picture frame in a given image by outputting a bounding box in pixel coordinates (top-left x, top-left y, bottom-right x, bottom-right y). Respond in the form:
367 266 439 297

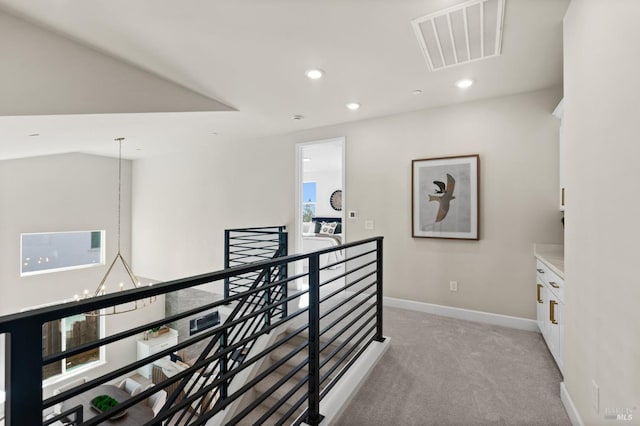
412 154 479 240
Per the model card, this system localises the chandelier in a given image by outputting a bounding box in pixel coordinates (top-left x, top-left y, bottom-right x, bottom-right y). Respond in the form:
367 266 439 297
77 138 156 315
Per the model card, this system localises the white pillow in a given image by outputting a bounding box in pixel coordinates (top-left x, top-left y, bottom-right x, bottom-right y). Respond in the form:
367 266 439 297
319 222 338 235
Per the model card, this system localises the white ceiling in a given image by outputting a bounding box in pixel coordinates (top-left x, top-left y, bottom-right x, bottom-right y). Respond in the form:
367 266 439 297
0 0 569 160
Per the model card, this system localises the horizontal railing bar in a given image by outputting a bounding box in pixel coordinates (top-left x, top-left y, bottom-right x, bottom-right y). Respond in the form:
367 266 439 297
320 323 376 386
319 310 376 363
146 306 313 418
229 247 280 256
228 237 281 245
257 372 309 426
229 243 280 251
230 253 280 262
227 226 285 233
229 237 281 243
319 258 376 289
44 269 307 364
319 277 377 319
317 247 377 271
285 391 314 426
47 258 283 409
320 326 377 396
226 351 308 425
1 237 381 331
320 292 376 337
173 320 313 420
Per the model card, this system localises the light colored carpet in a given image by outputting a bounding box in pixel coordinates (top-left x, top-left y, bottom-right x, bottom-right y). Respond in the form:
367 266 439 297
333 306 571 426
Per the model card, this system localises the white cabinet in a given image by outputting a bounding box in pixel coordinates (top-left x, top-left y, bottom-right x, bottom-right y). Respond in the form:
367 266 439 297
535 259 564 374
136 328 178 378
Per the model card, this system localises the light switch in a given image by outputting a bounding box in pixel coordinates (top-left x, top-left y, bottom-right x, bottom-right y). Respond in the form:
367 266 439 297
348 211 357 219
365 220 374 230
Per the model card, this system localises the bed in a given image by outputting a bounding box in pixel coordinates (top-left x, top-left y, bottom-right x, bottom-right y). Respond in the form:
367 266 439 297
302 217 343 267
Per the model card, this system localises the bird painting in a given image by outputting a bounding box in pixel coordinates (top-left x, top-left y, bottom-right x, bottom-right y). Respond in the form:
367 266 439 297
428 173 455 222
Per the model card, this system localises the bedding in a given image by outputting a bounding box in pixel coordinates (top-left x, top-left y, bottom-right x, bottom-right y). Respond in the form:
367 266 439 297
302 219 343 267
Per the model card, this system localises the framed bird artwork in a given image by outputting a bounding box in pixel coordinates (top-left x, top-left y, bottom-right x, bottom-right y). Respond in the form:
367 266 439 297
412 154 479 239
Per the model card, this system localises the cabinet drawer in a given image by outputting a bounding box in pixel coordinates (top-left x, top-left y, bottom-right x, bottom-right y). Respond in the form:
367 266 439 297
536 260 564 303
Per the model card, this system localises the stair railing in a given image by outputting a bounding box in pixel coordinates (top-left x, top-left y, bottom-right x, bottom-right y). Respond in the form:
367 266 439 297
0 235 383 426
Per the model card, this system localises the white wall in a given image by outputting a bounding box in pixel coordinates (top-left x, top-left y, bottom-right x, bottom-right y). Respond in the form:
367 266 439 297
563 0 640 423
132 135 294 283
133 88 563 320
0 153 163 395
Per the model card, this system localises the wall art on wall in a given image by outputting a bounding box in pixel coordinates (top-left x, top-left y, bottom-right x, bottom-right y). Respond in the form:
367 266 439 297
412 154 479 240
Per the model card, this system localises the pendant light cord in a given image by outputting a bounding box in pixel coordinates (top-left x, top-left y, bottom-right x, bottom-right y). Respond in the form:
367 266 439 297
115 137 124 255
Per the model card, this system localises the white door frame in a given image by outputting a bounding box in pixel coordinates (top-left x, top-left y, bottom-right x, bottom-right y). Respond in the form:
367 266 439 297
294 137 346 256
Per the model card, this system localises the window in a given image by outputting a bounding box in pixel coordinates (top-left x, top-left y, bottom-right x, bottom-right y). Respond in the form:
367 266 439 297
21 231 105 276
42 312 104 381
302 182 317 222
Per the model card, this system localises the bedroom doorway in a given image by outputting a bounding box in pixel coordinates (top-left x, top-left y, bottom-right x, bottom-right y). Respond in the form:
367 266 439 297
295 137 345 298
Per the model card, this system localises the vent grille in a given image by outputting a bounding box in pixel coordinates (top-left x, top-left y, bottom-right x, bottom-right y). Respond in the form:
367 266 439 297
411 0 505 71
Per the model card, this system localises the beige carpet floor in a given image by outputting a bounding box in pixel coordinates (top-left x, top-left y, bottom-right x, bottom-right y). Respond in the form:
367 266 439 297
333 306 571 426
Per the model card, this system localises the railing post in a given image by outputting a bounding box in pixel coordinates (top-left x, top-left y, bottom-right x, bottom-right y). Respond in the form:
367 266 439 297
279 229 288 318
219 329 228 401
224 229 230 299
264 267 272 329
6 321 43 426
375 238 385 342
305 253 324 425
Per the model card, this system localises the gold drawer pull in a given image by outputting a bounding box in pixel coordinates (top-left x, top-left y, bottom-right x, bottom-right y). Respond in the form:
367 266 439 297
549 281 560 289
536 284 543 303
536 268 545 274
550 300 558 324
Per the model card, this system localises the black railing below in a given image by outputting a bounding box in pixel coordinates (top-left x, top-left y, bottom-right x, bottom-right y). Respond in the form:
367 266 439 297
224 226 288 303
0 235 383 426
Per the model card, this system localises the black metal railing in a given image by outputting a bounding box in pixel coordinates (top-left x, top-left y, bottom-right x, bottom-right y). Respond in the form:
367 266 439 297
224 226 288 313
0 235 383 426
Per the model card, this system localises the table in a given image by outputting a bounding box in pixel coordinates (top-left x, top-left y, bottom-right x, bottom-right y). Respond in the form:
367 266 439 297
61 384 154 425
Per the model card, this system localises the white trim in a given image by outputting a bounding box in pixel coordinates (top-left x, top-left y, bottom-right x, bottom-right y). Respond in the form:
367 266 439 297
294 136 346 254
312 338 390 425
384 296 538 332
561 382 584 426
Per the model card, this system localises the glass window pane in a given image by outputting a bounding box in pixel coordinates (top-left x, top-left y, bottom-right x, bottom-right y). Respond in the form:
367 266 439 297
303 182 317 203
21 231 105 276
42 321 62 380
65 313 100 372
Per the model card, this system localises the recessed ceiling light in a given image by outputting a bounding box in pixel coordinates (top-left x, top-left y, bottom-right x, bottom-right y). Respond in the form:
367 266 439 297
413 90 423 95
292 115 305 120
305 69 324 80
303 157 311 162
346 102 360 111
455 79 474 89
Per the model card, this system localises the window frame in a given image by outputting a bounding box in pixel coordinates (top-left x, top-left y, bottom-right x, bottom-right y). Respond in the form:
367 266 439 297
20 230 106 277
21 302 106 386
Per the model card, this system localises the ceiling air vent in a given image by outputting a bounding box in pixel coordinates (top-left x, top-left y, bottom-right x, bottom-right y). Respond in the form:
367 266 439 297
411 0 505 71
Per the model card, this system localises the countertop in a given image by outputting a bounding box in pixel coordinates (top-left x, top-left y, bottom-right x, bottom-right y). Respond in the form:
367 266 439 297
534 244 564 278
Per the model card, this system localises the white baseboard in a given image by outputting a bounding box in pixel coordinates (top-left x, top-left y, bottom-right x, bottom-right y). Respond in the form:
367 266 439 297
561 382 584 426
311 337 391 425
384 296 539 332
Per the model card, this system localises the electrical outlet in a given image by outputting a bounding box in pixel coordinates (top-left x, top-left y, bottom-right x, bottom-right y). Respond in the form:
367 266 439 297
365 220 374 230
592 380 599 413
449 281 458 292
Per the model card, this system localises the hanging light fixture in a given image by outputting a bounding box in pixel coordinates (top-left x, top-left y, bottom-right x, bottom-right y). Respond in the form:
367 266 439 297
79 138 156 315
